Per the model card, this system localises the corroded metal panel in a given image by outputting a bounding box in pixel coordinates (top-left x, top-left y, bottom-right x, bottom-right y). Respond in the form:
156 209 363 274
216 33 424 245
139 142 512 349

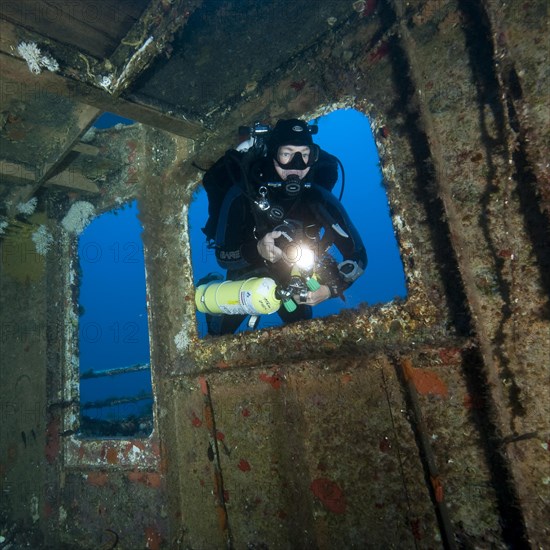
168 358 440 548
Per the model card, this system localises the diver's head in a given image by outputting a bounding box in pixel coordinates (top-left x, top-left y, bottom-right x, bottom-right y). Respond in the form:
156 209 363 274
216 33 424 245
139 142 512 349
267 119 319 181
274 144 312 181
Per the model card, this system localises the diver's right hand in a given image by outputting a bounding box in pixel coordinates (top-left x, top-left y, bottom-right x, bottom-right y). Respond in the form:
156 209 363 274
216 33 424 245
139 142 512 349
257 231 283 263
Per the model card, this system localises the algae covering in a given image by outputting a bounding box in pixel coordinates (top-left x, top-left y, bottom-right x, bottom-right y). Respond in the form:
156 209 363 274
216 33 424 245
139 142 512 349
1 212 48 282
0 0 549 547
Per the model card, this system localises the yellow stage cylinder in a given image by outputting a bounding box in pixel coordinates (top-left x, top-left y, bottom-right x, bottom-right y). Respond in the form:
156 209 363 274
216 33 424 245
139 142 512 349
195 277 281 315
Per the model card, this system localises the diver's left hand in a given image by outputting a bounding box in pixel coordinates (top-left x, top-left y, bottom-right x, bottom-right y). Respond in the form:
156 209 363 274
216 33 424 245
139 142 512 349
294 285 331 306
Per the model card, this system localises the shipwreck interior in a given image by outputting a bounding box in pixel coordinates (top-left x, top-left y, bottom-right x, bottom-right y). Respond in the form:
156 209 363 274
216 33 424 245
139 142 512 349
0 0 548 548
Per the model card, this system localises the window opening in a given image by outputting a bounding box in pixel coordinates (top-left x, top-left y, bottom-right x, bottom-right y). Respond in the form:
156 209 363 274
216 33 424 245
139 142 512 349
189 108 406 337
77 200 153 437
92 112 134 129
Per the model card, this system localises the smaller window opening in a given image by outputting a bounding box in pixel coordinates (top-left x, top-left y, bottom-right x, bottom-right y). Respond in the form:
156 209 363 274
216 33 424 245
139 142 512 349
188 108 407 337
92 112 134 129
77 200 153 438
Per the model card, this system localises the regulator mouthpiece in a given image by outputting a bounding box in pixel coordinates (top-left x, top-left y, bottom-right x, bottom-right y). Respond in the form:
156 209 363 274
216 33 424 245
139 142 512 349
284 175 303 197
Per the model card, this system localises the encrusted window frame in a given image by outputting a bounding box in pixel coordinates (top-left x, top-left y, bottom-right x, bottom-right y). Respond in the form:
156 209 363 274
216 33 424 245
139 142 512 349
59 207 160 470
180 101 445 369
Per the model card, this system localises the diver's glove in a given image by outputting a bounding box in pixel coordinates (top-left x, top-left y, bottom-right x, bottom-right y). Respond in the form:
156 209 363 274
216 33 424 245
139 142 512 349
257 231 283 263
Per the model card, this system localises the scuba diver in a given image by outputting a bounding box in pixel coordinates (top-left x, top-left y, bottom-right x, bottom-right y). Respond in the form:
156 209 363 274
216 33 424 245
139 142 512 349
199 118 367 335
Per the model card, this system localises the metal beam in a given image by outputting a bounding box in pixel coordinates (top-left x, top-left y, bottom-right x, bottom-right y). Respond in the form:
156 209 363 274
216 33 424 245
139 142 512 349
107 0 205 97
0 161 35 184
81 394 153 411
80 364 150 380
44 171 99 194
0 22 206 140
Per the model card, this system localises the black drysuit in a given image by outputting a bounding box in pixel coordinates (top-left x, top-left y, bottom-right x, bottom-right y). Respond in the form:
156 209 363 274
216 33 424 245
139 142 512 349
204 155 367 335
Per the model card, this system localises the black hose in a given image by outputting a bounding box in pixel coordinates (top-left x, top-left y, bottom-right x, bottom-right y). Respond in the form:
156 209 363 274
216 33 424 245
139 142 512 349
336 156 346 201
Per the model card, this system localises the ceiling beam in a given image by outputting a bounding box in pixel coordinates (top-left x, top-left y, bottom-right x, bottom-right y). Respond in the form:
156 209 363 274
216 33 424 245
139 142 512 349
3 103 100 210
0 14 209 140
0 51 206 140
0 160 36 184
0 1 205 99
107 0 205 97
44 171 100 194
72 143 100 157
1 160 100 194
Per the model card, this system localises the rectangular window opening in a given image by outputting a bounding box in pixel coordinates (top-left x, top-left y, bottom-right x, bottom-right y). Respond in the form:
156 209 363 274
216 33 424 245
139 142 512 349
76 199 153 438
189 108 407 338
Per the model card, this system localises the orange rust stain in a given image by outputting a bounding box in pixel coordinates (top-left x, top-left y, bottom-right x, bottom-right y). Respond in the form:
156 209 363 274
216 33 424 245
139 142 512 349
45 417 60 464
216 431 225 441
216 505 228 532
144 525 162 550
411 369 448 397
402 357 414 381
340 373 352 384
128 469 142 483
238 459 251 472
106 447 119 465
259 372 281 390
145 472 162 488
204 406 214 430
199 376 208 396
87 471 108 487
498 249 514 259
158 442 169 475
191 411 202 427
369 41 389 63
241 408 251 417
159 454 169 475
310 478 347 514
216 360 229 369
78 444 86 460
402 358 448 397
128 469 162 488
438 347 461 364
431 475 444 503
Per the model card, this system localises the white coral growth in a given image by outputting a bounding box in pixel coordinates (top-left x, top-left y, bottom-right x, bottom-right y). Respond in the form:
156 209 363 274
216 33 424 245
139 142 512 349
61 201 95 235
97 75 113 92
174 328 189 352
32 225 54 255
0 219 8 236
17 41 59 74
16 197 38 215
80 126 97 143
